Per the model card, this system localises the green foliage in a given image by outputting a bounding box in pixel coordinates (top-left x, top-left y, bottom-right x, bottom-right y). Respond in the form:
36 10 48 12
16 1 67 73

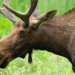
0 0 75 75
0 51 74 75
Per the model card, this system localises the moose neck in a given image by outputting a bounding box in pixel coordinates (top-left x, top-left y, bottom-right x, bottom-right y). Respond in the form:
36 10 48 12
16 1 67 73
32 15 75 60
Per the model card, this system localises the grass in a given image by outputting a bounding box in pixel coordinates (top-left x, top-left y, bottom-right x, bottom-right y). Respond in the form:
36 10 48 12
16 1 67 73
0 51 74 75
0 0 75 75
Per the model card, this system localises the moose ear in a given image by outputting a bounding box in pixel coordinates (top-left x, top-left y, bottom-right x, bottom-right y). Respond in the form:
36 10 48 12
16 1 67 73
37 10 57 24
32 6 38 18
30 10 57 30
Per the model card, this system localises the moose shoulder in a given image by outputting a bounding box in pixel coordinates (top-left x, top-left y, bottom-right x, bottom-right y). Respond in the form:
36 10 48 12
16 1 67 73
0 0 75 73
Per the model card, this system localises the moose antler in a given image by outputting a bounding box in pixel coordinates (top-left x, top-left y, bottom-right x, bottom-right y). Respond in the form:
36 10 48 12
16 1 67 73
0 0 16 22
3 0 38 27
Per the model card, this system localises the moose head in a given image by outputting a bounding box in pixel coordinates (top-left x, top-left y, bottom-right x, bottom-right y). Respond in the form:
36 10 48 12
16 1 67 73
0 0 57 68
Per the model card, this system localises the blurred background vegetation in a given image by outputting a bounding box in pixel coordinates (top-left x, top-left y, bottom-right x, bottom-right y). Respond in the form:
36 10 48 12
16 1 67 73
0 0 75 75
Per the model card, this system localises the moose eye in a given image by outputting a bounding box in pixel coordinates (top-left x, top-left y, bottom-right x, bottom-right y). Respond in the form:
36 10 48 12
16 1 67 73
19 31 26 38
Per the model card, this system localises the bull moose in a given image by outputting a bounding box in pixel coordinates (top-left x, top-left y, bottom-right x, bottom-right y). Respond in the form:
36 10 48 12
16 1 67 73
0 0 75 73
